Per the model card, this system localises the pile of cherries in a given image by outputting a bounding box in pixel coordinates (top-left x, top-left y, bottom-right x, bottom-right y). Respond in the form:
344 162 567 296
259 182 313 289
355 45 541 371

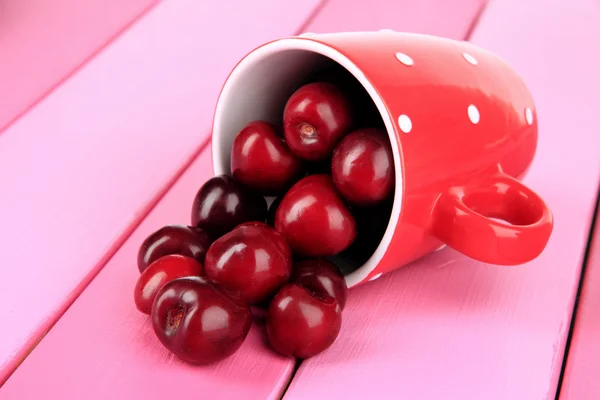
133 81 394 365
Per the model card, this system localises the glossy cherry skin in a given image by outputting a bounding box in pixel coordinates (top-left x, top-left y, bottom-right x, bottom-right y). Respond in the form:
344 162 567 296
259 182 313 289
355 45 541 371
331 128 395 205
274 174 356 257
231 121 304 196
134 255 203 314
235 221 293 263
283 82 352 161
191 175 267 238
152 276 252 365
205 224 292 305
291 259 348 310
266 283 342 358
137 225 212 273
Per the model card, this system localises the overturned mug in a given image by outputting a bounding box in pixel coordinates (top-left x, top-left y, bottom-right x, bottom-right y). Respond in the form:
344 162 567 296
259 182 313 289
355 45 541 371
211 32 553 287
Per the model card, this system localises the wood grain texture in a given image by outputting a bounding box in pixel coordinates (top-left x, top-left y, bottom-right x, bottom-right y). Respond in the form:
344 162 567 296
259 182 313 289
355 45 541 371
0 0 158 132
560 199 600 400
0 146 296 400
283 0 600 399
0 0 321 384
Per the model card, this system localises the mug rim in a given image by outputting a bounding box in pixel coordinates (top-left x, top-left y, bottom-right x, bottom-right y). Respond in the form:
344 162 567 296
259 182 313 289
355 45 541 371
212 36 405 287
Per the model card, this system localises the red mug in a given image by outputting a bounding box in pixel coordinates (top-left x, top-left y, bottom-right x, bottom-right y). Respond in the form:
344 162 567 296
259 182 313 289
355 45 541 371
211 31 553 287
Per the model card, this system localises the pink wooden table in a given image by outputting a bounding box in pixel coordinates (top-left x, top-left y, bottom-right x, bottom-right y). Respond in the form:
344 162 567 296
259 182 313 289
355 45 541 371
0 0 158 133
284 0 600 398
1 0 599 398
0 0 322 384
560 199 600 400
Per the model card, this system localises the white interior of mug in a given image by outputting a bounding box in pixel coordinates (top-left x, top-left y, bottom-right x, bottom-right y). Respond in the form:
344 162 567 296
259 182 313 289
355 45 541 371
212 37 403 287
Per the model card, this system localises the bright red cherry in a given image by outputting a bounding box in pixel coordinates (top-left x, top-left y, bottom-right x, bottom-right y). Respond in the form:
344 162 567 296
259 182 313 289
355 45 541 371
266 283 342 358
231 121 304 196
205 224 292 304
152 276 251 365
283 82 352 161
191 175 267 237
291 259 348 309
274 174 356 257
134 255 203 314
236 221 292 263
331 128 395 205
137 225 212 273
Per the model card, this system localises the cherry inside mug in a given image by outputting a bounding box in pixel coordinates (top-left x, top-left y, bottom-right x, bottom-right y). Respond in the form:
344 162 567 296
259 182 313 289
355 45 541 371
211 32 553 287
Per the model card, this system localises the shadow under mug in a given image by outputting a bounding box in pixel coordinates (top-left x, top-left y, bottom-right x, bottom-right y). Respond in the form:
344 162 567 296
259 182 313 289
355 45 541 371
211 32 554 287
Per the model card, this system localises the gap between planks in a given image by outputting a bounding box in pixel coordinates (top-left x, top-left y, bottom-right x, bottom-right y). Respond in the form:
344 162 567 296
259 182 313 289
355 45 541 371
0 0 329 388
0 0 160 136
0 134 211 387
276 1 490 398
554 183 600 399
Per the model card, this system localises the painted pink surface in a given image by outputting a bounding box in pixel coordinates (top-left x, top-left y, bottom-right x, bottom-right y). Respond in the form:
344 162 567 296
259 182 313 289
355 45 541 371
560 204 600 400
0 0 158 133
0 146 296 400
0 0 321 384
283 0 600 399
303 0 485 35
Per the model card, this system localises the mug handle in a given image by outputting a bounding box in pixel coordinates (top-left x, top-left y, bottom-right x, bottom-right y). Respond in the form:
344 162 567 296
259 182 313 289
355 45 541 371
431 170 553 265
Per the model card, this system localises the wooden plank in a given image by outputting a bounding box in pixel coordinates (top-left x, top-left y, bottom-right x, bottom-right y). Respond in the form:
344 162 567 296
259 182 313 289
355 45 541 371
0 0 321 384
302 0 485 36
283 0 600 399
0 146 296 400
560 198 600 400
0 0 158 132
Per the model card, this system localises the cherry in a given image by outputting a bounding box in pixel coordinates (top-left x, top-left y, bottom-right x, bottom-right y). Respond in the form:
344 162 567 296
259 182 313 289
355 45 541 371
152 276 251 365
236 221 292 263
231 121 304 196
205 224 292 305
274 174 356 257
134 255 203 314
137 225 212 273
283 82 352 161
291 259 348 309
266 283 342 358
307 65 385 129
191 175 267 237
331 128 395 205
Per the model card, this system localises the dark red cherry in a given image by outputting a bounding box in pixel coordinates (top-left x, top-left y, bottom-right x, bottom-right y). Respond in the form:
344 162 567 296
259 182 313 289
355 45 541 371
191 175 267 237
152 276 252 365
266 283 342 358
283 82 352 161
331 128 394 205
274 174 356 257
137 225 212 273
291 259 348 309
205 224 292 304
134 255 203 314
231 121 304 196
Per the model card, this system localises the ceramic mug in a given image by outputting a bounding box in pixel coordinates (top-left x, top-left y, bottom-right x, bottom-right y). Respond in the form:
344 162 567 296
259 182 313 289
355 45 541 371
211 31 553 287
